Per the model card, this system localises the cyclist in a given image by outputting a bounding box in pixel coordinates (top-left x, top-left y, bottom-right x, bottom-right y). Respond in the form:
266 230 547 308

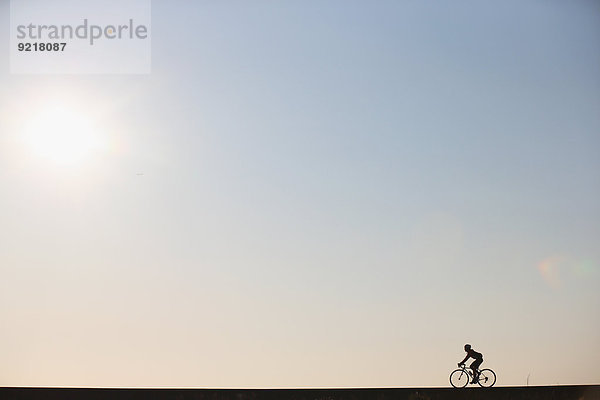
458 344 483 384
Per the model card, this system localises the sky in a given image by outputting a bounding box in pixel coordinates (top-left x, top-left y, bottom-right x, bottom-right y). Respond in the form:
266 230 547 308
0 0 599 388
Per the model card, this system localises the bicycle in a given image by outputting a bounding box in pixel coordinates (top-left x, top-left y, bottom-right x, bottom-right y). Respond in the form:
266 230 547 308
449 363 496 388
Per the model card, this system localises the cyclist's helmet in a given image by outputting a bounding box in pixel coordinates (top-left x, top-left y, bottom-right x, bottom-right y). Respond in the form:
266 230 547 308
464 344 471 351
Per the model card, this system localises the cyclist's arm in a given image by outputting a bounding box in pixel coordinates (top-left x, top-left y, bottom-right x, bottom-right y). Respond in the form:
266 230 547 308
458 355 469 365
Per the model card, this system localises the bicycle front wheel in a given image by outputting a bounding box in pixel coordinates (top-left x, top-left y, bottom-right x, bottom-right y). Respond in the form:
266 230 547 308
477 369 496 387
450 369 469 388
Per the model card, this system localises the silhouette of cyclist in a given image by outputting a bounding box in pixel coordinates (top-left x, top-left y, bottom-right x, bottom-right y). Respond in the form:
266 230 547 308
458 344 483 384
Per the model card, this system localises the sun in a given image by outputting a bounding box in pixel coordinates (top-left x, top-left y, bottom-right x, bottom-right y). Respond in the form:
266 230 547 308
21 104 106 166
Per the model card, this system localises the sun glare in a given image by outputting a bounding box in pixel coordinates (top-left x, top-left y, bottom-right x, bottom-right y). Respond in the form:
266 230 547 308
21 105 106 166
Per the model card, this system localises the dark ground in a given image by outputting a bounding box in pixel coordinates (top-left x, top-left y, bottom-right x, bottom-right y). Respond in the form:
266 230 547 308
1 386 599 400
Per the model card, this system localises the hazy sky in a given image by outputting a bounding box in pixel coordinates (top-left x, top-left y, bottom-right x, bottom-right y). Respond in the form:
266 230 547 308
1 0 599 388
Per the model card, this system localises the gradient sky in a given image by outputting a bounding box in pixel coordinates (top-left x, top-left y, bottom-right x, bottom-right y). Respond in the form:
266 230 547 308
1 0 599 388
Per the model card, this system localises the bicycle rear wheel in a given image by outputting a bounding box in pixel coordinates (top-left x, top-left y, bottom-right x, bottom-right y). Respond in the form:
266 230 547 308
477 369 496 387
450 369 469 388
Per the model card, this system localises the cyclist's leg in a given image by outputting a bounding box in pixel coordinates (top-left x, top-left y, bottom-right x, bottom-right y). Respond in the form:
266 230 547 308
471 359 482 382
469 364 476 383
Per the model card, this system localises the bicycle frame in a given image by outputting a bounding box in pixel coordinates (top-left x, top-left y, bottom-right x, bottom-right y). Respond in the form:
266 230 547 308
456 365 485 383
458 364 477 377
460 364 473 380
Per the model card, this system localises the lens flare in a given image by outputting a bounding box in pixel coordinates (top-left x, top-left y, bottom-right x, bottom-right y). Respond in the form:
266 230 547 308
537 256 562 289
572 259 598 277
537 256 599 289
